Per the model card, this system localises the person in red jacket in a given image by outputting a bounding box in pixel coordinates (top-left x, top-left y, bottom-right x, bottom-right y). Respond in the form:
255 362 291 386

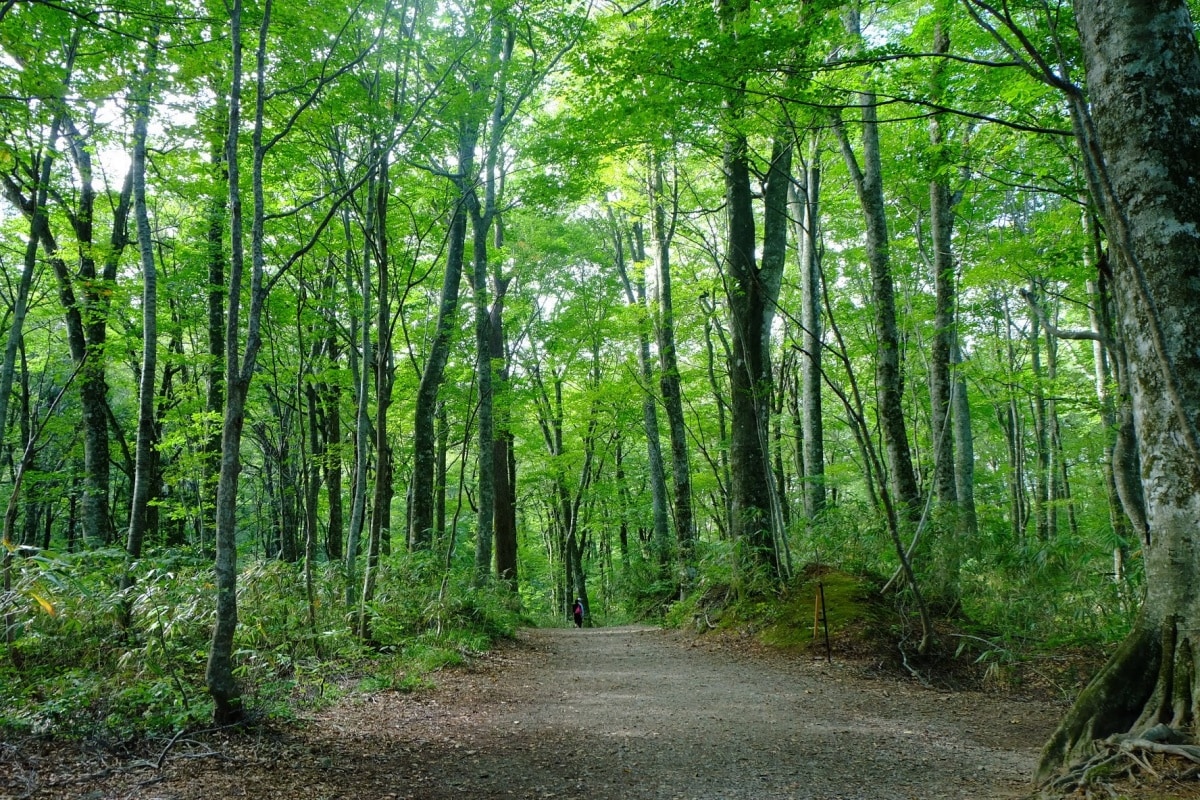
572 598 584 628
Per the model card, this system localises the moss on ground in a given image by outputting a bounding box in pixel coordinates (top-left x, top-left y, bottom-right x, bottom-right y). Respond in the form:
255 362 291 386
758 565 888 654
669 563 892 659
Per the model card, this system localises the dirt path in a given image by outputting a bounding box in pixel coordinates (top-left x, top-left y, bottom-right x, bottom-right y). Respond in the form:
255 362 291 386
5 626 1061 799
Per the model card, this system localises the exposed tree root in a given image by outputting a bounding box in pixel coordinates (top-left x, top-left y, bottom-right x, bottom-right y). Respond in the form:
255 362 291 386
1043 724 1200 796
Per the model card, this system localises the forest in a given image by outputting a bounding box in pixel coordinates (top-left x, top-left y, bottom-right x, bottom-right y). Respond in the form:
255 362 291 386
2 0 1200 792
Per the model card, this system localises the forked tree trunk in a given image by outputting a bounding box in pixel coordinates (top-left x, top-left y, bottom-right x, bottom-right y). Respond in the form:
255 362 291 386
717 0 784 573
1037 0 1200 780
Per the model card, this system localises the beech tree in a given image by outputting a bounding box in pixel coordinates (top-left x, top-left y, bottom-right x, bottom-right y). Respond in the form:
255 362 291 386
1024 0 1200 778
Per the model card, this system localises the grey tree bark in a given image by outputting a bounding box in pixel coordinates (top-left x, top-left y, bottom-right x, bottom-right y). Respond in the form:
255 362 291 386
1034 0 1200 779
793 157 825 520
950 338 977 537
928 12 959 517
344 169 375 607
125 36 160 562
612 214 671 572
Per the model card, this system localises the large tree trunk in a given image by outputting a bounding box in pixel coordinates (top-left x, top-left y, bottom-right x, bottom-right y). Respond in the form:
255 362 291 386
716 0 783 573
410 174 470 550
928 13 959 517
470 16 515 585
1037 0 1200 779
469 185 496 584
724 131 778 573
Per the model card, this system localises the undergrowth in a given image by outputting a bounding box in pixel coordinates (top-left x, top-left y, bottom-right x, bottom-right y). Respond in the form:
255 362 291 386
0 547 523 743
664 551 1117 699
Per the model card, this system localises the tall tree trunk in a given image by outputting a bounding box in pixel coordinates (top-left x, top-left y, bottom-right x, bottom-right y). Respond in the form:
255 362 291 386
470 184 496 584
794 158 826 520
206 0 250 723
362 158 395 634
410 168 470 549
717 0 782 574
1036 0 1200 778
470 17 514 584
345 172 375 608
834 5 921 524
491 275 518 587
203 96 228 557
649 154 695 581
408 117 472 551
928 10 959 520
125 37 160 561
950 338 977 537
612 215 671 574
